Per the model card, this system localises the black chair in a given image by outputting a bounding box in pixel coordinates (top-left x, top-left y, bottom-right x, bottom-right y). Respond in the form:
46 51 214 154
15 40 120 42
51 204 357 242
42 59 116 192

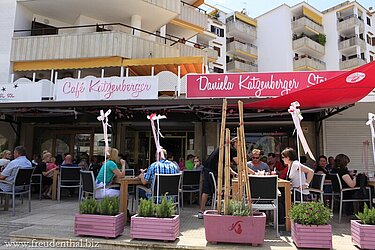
31 173 42 200
293 173 326 203
180 170 201 208
57 166 81 201
0 167 34 216
329 173 372 223
152 173 182 214
308 173 326 202
80 170 96 200
249 175 279 237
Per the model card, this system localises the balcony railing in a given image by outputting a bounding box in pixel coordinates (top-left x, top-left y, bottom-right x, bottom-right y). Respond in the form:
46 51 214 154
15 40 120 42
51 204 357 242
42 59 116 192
339 57 366 70
177 1 207 28
227 60 258 72
337 14 364 32
142 0 181 14
292 16 324 35
293 57 326 70
338 37 366 50
11 23 215 62
227 41 257 57
226 20 257 41
292 36 325 55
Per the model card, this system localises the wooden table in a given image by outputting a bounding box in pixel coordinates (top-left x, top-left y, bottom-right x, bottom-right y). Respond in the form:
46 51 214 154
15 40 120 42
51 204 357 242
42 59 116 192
113 176 143 224
232 178 291 231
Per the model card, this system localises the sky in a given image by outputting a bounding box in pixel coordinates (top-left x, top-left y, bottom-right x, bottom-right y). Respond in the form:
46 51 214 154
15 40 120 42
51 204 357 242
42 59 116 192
206 0 374 17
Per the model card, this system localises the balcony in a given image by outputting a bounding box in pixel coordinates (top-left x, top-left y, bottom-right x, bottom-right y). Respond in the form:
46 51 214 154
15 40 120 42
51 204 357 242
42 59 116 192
292 36 325 57
11 31 211 62
226 41 257 61
177 2 207 29
340 57 366 70
293 57 326 71
226 59 258 72
226 20 257 42
337 15 364 34
338 37 366 52
292 16 324 36
142 0 181 13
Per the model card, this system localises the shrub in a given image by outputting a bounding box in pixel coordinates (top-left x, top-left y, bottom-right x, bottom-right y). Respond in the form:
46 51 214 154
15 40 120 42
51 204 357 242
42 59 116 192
97 196 119 216
314 33 326 46
155 195 175 218
289 201 332 225
79 197 98 214
356 203 375 225
228 200 252 216
138 198 156 217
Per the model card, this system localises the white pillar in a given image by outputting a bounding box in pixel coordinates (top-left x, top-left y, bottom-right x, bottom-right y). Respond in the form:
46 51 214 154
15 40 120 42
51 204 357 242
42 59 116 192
177 65 181 96
120 66 124 77
131 15 142 37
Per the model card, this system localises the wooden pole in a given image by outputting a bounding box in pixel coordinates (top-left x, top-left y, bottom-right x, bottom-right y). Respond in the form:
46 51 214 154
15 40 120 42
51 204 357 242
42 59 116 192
238 100 252 211
223 128 231 215
216 99 227 214
237 127 243 201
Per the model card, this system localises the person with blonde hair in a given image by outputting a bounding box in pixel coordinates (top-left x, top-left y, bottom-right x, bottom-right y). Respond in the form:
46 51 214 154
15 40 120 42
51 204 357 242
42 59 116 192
95 147 126 198
0 150 11 171
247 149 270 174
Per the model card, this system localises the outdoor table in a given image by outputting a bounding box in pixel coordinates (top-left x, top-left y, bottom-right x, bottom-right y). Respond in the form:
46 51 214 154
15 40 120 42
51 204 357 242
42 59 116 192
232 178 291 231
113 176 143 224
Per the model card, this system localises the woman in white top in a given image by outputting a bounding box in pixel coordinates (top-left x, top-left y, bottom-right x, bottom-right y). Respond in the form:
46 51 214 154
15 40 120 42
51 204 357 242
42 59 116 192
281 147 314 197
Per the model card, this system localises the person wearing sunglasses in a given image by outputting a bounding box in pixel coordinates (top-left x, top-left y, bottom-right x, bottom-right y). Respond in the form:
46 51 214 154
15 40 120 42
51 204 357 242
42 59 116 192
247 149 270 174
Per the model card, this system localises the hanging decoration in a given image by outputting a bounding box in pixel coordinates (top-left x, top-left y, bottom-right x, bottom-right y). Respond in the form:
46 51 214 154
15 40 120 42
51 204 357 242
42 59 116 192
147 113 167 160
366 113 375 167
288 101 315 161
97 109 111 192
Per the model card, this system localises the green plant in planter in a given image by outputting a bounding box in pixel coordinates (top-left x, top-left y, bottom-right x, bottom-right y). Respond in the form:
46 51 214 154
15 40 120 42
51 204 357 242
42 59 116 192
97 197 119 216
289 201 331 225
138 198 156 217
79 198 98 214
138 195 176 218
228 200 252 216
356 203 375 225
156 195 176 218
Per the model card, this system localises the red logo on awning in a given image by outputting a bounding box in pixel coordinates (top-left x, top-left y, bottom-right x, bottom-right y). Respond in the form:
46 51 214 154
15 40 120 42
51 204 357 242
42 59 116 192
346 72 366 84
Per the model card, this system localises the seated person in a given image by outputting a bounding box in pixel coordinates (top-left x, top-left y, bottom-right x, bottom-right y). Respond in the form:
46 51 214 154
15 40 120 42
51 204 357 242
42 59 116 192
185 154 195 170
193 156 204 172
0 146 32 192
138 149 179 199
60 154 78 167
95 148 126 199
267 153 284 175
247 149 270 174
281 148 314 201
40 152 57 199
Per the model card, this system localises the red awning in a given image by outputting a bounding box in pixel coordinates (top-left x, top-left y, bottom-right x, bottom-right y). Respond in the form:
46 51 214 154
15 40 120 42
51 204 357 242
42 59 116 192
244 61 375 110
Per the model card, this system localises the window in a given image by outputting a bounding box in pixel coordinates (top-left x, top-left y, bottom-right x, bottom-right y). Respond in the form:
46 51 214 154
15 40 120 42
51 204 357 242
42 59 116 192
367 17 371 26
211 25 224 37
213 67 224 73
359 33 364 40
370 55 374 62
213 46 221 57
367 35 371 45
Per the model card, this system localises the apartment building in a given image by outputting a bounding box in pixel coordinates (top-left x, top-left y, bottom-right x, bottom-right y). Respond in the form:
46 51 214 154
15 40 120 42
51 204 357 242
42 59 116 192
0 0 374 170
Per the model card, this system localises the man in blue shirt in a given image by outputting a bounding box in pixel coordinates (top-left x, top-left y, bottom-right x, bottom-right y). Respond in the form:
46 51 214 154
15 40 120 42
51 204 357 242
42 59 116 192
0 146 32 192
139 149 179 199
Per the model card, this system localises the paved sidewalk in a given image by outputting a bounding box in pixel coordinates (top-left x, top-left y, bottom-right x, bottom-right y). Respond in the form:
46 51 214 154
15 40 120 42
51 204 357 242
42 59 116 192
0 195 360 250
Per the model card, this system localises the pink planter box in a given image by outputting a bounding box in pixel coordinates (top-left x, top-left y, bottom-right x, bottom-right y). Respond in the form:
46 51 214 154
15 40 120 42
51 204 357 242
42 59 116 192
203 210 266 246
74 213 124 238
291 222 332 249
351 220 375 249
130 214 180 241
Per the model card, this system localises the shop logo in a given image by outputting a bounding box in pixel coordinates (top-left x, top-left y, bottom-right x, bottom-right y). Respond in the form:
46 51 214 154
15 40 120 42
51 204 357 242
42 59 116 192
346 72 366 84
229 220 243 234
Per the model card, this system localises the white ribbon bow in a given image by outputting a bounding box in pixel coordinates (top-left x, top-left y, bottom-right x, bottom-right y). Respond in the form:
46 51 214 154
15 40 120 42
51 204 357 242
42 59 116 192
288 101 315 161
97 109 111 192
147 113 167 161
366 113 375 166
